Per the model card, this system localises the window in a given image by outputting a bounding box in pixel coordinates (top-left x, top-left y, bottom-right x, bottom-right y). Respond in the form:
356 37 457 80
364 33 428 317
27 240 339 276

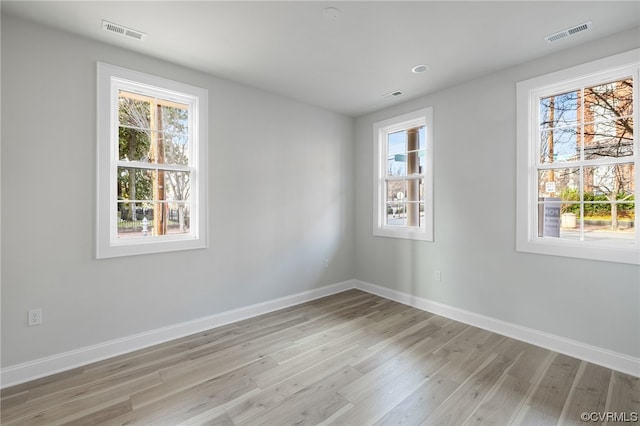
516 49 639 264
373 107 434 241
97 63 208 258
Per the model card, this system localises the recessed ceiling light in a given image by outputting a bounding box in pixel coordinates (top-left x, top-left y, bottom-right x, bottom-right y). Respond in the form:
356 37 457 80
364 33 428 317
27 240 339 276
411 64 429 74
322 7 340 20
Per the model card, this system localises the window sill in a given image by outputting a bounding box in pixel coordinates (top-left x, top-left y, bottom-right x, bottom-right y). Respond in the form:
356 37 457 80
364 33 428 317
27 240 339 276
97 237 208 259
374 227 433 242
516 238 639 265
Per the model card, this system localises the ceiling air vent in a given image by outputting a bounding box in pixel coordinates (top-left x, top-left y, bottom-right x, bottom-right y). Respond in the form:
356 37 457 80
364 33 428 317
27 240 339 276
382 90 404 100
102 20 147 41
545 21 592 44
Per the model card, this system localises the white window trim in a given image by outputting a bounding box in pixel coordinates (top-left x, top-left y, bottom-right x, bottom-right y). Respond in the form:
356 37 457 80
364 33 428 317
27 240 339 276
516 49 639 265
96 62 208 258
373 107 434 241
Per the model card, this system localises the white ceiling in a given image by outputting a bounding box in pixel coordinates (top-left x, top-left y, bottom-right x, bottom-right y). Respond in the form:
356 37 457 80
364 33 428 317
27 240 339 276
3 1 639 117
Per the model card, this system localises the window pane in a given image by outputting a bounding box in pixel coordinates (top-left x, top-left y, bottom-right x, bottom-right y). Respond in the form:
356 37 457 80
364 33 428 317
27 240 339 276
540 127 580 163
537 168 579 198
406 202 425 227
418 126 426 150
119 92 151 129
159 133 190 166
116 201 154 238
118 167 153 204
387 201 425 228
386 180 406 226
160 104 189 134
405 182 421 227
584 163 635 195
585 79 633 118
536 198 560 238
419 149 426 173
583 78 634 160
582 163 636 243
582 205 635 244
617 199 636 221
387 154 406 177
119 127 151 162
540 91 579 129
406 150 421 176
388 130 406 155
584 118 634 159
386 180 406 204
585 118 617 141
559 183 580 222
151 132 168 165
163 170 191 202
386 202 406 226
387 130 406 177
167 201 191 235
116 200 190 238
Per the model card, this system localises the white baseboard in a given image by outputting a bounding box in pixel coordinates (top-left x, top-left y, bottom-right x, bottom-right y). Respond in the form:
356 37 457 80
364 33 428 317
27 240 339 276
0 280 354 388
3 278 637 388
354 280 640 378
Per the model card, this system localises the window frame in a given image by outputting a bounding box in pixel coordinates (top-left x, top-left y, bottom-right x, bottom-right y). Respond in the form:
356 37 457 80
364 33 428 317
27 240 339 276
373 107 434 241
96 62 208 258
516 49 639 265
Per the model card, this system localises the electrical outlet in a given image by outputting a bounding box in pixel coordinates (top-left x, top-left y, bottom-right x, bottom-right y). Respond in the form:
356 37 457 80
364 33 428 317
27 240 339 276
435 270 442 282
28 309 42 327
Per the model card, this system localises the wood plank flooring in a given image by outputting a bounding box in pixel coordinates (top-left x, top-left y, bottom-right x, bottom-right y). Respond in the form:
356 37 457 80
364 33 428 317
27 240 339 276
1 289 638 425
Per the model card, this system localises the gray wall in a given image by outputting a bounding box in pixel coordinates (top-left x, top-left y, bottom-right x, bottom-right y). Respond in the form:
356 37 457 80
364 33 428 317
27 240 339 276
1 14 355 367
354 27 640 358
2 11 639 372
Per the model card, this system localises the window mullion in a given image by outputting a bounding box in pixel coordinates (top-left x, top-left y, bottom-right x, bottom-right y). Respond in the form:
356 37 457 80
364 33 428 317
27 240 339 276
536 156 633 170
115 161 191 172
580 86 585 163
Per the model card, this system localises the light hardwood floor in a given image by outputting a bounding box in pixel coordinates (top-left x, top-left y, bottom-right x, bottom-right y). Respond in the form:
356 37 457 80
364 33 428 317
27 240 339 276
1 289 638 425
